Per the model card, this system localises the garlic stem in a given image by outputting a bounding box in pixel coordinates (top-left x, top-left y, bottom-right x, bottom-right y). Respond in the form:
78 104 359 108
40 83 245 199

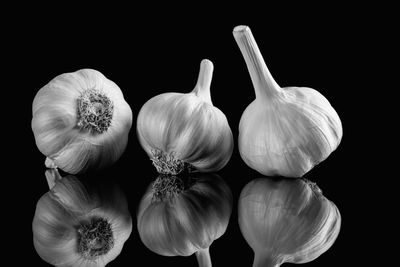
45 169 62 189
193 59 213 105
195 247 212 267
233 25 281 100
253 253 279 267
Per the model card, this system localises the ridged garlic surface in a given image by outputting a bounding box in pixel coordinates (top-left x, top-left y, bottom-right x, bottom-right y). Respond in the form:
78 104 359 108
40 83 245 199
32 69 132 174
32 170 132 267
136 59 233 175
238 177 341 267
233 26 342 177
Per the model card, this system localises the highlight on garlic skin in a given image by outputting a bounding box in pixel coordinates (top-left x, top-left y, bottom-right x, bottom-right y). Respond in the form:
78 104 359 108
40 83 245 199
32 169 132 267
136 59 234 175
137 173 232 267
233 25 343 177
32 69 133 174
238 177 341 267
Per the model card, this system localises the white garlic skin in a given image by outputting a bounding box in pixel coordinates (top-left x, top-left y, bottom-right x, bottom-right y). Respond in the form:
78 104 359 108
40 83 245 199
239 87 342 177
234 25 342 177
32 69 132 174
136 59 233 173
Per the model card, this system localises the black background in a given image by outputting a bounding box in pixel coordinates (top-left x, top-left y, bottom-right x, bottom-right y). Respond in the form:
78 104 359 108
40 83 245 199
5 4 379 267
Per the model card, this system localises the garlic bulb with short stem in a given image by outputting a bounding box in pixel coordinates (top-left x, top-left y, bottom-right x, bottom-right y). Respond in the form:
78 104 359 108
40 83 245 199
137 173 233 267
233 25 343 177
32 69 133 174
238 177 341 267
32 169 132 267
136 59 234 175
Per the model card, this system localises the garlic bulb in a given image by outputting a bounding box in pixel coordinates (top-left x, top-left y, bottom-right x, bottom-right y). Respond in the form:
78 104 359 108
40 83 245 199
136 59 234 175
233 26 342 177
137 173 232 267
32 69 133 174
238 177 341 267
32 169 132 267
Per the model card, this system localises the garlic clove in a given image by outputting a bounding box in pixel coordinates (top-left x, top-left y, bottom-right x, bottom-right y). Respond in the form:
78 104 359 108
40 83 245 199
32 100 77 157
49 173 93 215
234 25 342 177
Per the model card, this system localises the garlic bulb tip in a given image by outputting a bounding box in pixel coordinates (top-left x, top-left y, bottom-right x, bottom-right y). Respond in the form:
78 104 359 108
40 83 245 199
193 59 214 104
233 25 250 33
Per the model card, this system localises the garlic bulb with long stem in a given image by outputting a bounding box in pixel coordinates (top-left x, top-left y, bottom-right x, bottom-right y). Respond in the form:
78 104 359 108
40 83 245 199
32 169 132 267
32 69 132 174
136 59 234 175
137 173 232 267
233 25 342 177
238 177 341 267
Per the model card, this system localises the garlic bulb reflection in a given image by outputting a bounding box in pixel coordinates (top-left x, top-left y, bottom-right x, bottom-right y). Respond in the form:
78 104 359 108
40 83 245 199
238 177 341 267
32 170 132 267
233 26 342 177
136 59 234 175
32 69 132 174
137 173 232 267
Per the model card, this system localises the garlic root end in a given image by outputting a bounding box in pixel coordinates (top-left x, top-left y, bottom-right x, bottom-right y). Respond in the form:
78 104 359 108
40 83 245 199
150 149 193 175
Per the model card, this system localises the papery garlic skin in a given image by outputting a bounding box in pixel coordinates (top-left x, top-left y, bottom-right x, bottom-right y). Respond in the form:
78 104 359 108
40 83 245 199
136 59 234 175
32 69 132 174
238 177 341 267
137 174 232 264
234 26 342 177
32 171 132 267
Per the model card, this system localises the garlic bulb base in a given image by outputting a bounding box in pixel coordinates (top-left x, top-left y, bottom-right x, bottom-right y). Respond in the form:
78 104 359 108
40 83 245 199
76 88 114 134
77 216 114 260
150 149 193 175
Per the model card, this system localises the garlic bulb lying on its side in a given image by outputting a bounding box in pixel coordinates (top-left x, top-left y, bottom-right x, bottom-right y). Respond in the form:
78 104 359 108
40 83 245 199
137 59 234 175
32 69 132 174
233 25 342 177
137 173 232 267
32 170 132 267
238 177 341 267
